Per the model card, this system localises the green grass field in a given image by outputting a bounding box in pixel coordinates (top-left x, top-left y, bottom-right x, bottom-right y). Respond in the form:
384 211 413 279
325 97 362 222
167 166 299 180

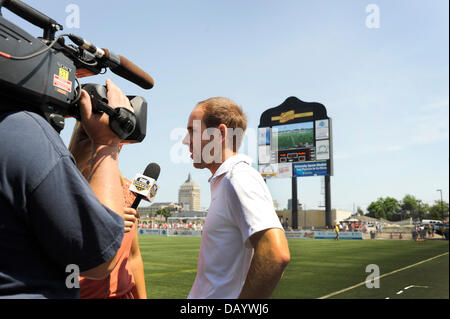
139 236 449 299
276 130 314 149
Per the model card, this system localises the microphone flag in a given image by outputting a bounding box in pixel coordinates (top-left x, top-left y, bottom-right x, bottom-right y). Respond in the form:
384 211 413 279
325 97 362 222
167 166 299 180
129 173 158 202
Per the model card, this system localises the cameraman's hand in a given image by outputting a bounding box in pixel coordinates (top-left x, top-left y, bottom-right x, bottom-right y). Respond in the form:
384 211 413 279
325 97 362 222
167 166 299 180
79 79 134 146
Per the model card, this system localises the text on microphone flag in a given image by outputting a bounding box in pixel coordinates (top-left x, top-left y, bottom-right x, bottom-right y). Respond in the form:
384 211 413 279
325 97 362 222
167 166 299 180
129 174 158 200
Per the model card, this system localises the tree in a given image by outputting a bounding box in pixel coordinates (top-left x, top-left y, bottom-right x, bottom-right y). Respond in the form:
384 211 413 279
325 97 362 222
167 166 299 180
157 208 172 222
427 200 449 220
356 206 364 216
383 197 401 221
416 200 429 221
367 199 386 220
366 197 401 221
400 194 419 220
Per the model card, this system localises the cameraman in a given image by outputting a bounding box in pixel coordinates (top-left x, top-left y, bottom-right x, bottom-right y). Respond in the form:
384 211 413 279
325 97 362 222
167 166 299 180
0 79 132 298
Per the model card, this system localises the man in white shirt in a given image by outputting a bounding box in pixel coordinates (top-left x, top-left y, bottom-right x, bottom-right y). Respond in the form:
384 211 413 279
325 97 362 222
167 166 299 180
182 97 290 299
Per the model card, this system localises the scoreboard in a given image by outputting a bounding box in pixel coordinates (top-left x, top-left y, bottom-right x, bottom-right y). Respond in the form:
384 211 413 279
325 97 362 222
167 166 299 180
258 97 333 178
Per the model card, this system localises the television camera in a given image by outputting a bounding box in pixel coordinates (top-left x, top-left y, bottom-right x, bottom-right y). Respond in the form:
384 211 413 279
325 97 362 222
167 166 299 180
0 0 154 141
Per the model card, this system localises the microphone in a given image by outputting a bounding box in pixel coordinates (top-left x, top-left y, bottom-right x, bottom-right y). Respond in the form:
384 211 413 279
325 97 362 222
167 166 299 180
129 163 160 209
102 48 154 90
68 34 154 89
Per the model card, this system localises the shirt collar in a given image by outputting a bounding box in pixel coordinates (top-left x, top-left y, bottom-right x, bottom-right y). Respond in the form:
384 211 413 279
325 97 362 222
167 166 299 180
208 154 253 183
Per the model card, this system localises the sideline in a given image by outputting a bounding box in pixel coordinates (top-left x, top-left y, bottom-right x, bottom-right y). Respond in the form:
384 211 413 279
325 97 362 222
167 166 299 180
317 251 449 299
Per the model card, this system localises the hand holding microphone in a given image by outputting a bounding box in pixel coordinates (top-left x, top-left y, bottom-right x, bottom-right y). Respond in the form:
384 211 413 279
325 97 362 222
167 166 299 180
123 207 138 233
122 163 160 232
129 163 161 209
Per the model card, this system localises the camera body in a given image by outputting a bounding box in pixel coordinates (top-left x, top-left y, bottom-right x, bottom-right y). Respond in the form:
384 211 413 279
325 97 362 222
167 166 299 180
0 15 77 129
0 2 149 142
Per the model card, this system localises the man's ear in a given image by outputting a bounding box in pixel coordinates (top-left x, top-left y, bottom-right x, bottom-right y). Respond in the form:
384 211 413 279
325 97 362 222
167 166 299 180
218 123 227 144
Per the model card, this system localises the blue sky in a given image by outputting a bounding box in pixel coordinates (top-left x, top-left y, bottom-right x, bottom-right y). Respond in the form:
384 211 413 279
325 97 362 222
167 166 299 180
3 0 448 212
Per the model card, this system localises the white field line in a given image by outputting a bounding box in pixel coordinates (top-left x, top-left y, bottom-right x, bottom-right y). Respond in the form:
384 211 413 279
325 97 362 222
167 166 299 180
317 251 449 299
394 285 430 297
404 285 429 289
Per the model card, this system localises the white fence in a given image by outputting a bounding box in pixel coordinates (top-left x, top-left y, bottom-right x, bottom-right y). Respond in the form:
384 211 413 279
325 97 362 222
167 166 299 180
284 230 363 240
138 228 202 237
139 228 363 240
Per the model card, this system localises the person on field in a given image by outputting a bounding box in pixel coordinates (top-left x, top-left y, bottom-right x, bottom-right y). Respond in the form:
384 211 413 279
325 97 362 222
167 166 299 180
69 121 146 299
0 79 129 298
183 97 290 299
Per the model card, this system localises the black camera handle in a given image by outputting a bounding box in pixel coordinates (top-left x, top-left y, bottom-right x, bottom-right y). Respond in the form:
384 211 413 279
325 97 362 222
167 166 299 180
94 100 137 140
81 83 136 140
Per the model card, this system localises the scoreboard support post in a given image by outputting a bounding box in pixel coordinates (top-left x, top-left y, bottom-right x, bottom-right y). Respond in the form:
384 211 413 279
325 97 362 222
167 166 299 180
325 118 333 228
292 176 298 230
325 175 331 228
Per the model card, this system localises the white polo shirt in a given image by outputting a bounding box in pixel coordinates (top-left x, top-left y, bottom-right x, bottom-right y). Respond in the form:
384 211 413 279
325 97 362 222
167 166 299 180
188 154 283 299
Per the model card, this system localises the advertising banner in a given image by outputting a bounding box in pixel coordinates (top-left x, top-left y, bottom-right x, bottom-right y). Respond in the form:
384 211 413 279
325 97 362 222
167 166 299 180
314 231 363 240
285 231 315 239
139 229 163 236
167 229 202 237
293 161 328 177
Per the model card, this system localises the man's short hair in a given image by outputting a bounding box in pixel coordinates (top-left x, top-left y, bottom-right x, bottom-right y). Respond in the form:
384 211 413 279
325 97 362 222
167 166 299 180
197 97 247 151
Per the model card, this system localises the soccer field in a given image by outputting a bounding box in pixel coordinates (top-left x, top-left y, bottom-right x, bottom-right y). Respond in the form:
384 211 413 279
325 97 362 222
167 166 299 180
139 236 449 299
276 131 314 150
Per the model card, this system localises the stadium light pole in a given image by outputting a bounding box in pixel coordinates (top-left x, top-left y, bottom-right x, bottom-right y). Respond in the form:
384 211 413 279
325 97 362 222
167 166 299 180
437 189 443 220
417 200 422 222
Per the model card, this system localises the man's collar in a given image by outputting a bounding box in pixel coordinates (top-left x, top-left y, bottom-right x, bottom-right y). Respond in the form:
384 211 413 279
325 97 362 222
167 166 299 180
208 154 253 183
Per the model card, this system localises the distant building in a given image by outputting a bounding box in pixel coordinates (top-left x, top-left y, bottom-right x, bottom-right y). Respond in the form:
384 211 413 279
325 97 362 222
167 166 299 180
273 199 279 210
276 209 352 229
138 202 182 217
178 173 200 211
175 210 207 218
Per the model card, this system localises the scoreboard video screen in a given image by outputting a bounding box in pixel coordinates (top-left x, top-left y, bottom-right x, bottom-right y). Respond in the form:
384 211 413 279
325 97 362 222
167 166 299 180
259 119 330 166
272 122 315 163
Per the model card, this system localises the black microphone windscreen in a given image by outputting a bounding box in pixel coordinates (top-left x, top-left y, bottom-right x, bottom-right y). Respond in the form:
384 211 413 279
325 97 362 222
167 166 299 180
144 163 160 180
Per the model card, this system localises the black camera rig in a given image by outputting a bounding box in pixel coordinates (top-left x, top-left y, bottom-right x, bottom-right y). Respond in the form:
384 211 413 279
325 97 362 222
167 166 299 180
0 0 154 142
